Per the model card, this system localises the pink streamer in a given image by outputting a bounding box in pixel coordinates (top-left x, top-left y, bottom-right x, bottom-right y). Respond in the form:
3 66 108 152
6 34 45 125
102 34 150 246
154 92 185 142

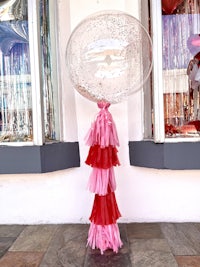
87 222 123 254
87 167 116 195
85 101 119 148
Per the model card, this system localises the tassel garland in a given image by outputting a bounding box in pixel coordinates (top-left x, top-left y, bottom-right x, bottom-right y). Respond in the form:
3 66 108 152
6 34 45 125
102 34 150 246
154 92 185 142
85 101 122 254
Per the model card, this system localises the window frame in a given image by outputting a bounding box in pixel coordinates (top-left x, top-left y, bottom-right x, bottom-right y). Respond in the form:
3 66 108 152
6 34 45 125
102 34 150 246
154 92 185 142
28 0 44 145
29 0 62 145
150 0 165 143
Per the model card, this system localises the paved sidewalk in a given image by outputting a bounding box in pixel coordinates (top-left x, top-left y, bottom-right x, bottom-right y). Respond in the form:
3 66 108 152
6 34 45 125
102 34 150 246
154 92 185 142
1 223 200 266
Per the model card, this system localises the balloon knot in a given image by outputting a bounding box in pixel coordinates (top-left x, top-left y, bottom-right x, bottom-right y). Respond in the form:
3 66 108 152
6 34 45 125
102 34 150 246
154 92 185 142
97 101 110 109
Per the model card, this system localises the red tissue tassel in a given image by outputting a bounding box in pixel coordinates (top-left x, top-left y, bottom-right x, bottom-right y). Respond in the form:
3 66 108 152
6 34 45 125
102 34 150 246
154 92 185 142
85 101 123 254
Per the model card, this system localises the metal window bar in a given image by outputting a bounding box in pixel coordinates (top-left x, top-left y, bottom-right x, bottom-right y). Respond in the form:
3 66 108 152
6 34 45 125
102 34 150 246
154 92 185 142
150 0 165 143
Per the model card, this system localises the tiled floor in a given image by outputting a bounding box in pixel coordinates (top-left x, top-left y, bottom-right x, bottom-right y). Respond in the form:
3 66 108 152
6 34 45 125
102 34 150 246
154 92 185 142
0 223 200 266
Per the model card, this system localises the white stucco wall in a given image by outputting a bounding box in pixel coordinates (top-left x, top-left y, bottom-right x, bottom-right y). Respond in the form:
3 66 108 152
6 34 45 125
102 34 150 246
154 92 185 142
1 0 200 224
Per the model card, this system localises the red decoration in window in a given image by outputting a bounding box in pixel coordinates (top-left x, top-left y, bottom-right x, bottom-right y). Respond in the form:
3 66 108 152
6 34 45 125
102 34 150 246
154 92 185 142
162 0 184 14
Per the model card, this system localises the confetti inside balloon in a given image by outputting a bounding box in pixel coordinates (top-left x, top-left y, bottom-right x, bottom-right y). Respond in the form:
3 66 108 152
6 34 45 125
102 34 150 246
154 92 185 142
66 10 153 104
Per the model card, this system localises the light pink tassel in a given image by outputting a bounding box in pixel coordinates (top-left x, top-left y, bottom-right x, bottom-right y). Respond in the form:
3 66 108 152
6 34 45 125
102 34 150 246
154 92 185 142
87 167 116 195
87 222 123 254
85 102 119 148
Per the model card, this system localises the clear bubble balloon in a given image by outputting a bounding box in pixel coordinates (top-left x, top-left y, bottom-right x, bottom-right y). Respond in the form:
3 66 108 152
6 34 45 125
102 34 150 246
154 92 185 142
66 10 153 104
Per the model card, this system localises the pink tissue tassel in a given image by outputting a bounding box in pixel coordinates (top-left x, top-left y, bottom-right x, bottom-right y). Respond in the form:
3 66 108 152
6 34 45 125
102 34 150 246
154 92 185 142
85 101 123 254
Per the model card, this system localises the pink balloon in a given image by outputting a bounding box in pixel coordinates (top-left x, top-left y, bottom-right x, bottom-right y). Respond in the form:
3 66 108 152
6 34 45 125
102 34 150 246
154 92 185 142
192 39 200 47
187 34 200 55
162 0 184 14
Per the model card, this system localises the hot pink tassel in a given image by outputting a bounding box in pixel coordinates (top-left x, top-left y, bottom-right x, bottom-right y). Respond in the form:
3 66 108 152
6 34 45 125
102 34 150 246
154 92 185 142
87 222 123 254
85 101 119 148
87 167 116 195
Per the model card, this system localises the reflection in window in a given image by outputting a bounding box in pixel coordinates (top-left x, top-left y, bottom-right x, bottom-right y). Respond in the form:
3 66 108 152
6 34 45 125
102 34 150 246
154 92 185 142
0 0 59 142
162 0 200 137
0 1 31 142
40 0 59 142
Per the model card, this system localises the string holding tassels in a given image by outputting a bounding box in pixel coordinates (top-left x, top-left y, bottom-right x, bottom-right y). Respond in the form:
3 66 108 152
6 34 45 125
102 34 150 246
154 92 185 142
85 101 123 254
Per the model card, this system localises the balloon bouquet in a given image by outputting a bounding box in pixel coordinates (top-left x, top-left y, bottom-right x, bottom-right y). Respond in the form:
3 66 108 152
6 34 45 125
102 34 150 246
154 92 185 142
66 10 152 254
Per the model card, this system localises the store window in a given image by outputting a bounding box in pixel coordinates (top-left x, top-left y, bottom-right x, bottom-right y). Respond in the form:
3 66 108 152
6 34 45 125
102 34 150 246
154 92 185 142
0 0 80 173
0 0 59 144
129 0 200 169
151 0 200 142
